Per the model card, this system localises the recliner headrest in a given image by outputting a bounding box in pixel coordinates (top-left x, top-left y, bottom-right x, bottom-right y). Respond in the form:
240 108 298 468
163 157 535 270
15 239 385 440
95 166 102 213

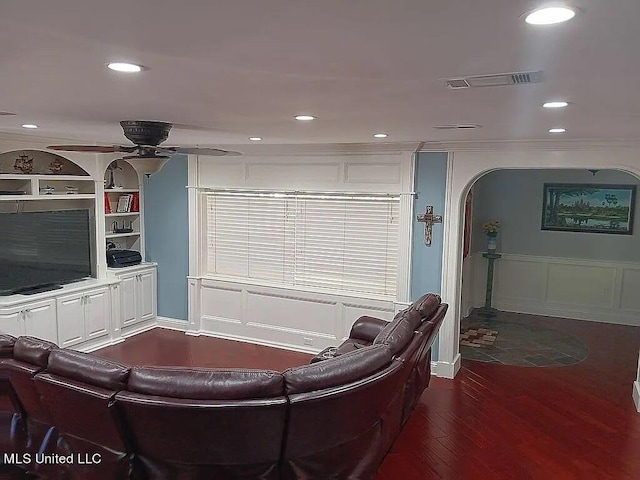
127 366 285 400
283 344 392 394
13 336 57 367
47 349 131 391
0 334 17 358
409 293 441 322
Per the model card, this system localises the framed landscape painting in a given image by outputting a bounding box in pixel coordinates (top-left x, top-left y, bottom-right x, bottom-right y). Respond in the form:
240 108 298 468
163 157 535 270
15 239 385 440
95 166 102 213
542 183 636 234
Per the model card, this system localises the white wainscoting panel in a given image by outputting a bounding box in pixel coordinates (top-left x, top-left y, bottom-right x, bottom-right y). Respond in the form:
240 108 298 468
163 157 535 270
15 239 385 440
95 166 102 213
345 163 402 184
246 163 341 184
245 290 337 335
546 264 615 307
494 258 547 303
620 268 640 312
198 278 395 353
467 253 640 326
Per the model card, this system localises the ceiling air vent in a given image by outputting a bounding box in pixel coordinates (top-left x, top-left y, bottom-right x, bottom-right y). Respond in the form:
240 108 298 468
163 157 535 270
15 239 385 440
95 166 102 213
433 124 481 130
446 79 471 89
445 70 543 89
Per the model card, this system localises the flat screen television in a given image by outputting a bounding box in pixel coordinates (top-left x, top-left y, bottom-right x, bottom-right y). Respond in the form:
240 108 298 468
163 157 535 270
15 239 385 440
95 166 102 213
0 209 93 295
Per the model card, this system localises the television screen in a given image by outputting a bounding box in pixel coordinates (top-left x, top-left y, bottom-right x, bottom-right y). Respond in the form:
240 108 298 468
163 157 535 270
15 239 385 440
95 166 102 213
0 209 92 295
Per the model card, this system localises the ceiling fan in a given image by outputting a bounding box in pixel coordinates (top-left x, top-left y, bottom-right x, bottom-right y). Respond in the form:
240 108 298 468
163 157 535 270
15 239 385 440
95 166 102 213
48 120 242 159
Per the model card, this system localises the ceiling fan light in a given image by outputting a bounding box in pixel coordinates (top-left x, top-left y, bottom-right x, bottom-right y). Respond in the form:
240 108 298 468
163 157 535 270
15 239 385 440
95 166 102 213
525 7 576 25
107 62 143 73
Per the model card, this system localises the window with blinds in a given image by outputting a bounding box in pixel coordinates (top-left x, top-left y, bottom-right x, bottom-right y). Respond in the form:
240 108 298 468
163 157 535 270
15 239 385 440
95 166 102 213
205 191 400 297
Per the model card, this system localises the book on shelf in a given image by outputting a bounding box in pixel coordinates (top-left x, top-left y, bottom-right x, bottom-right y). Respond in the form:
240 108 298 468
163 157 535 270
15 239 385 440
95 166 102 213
104 192 112 214
130 192 139 212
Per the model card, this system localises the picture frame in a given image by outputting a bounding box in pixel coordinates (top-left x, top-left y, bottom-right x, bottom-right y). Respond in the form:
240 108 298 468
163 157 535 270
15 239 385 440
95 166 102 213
541 183 636 234
116 194 131 213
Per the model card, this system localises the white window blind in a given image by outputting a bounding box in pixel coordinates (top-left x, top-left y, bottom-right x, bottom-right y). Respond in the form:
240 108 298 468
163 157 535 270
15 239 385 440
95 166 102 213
205 191 400 297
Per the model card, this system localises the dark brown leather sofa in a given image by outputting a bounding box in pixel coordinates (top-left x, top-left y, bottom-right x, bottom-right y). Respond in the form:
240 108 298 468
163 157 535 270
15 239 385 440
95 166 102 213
0 293 447 480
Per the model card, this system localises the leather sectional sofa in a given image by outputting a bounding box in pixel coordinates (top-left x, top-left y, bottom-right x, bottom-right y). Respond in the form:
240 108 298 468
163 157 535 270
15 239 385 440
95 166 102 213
0 293 447 480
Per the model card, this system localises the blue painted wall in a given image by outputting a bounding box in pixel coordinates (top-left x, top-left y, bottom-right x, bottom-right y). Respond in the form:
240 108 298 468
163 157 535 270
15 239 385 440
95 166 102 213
410 152 448 359
143 155 189 321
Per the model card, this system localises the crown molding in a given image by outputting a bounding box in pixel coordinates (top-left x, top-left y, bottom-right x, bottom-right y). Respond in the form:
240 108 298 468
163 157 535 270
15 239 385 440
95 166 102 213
418 138 640 152
0 131 86 145
213 141 423 156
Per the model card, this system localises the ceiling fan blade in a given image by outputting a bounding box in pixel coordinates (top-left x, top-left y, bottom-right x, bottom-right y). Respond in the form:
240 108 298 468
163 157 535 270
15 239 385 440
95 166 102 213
169 147 242 156
47 145 137 153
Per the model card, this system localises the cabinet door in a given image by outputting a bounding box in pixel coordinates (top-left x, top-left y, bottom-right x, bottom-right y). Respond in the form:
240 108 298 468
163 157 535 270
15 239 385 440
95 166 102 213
120 275 138 326
0 309 24 337
138 270 156 322
85 288 110 340
24 300 58 344
56 294 85 347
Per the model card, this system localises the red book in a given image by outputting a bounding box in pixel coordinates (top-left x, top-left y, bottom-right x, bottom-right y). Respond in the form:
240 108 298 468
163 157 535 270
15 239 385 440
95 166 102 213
131 192 139 212
104 192 112 214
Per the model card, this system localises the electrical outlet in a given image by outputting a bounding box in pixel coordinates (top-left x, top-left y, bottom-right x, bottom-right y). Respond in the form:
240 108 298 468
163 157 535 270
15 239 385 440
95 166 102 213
303 337 313 346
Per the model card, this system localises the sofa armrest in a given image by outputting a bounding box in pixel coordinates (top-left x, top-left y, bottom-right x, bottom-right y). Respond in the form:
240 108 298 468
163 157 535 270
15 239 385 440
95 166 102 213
349 316 390 343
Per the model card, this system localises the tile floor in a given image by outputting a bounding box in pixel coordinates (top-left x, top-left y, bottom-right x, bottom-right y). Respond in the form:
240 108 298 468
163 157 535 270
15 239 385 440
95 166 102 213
459 310 589 367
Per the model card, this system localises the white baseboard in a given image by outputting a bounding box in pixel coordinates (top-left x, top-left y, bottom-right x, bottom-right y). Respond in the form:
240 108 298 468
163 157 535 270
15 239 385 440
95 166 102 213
633 381 640 412
156 316 189 331
435 354 461 379
79 336 124 353
121 319 157 338
195 329 321 355
493 300 640 326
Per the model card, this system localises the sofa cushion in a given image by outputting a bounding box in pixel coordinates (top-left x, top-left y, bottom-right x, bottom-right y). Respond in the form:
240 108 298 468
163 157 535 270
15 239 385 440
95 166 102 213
127 366 285 400
0 335 16 358
284 344 392 394
47 349 131 391
13 336 57 367
373 313 415 355
409 293 441 322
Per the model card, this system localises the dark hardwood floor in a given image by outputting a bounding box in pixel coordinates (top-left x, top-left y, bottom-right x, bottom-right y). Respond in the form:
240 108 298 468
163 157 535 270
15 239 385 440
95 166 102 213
96 329 312 371
377 313 640 480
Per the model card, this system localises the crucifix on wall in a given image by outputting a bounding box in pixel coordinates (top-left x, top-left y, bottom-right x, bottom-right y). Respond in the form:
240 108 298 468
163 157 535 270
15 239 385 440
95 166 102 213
416 205 443 246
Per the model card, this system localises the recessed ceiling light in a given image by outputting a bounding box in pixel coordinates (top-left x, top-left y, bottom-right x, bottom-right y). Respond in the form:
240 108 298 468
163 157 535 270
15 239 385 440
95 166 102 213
525 7 576 25
373 133 388 138
543 101 569 108
21 124 38 129
107 62 143 73
549 128 567 133
294 115 316 121
249 137 262 141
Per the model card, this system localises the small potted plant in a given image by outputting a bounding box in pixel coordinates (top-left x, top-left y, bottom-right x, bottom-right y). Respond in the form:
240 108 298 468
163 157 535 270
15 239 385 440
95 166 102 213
482 220 500 251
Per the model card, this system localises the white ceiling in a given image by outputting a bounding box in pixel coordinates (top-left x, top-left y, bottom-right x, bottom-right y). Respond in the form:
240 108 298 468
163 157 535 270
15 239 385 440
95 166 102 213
1 0 639 148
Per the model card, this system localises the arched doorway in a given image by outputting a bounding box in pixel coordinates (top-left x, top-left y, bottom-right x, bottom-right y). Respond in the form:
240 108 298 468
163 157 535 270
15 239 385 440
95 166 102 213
434 147 640 379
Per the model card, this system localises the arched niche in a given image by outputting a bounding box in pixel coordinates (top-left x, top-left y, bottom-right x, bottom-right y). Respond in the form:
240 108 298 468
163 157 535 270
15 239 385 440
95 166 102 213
0 149 89 176
104 159 140 189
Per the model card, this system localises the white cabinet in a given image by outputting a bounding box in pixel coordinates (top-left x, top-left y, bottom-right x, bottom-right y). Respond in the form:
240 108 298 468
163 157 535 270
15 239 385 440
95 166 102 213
113 266 157 330
0 299 58 343
56 287 110 348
